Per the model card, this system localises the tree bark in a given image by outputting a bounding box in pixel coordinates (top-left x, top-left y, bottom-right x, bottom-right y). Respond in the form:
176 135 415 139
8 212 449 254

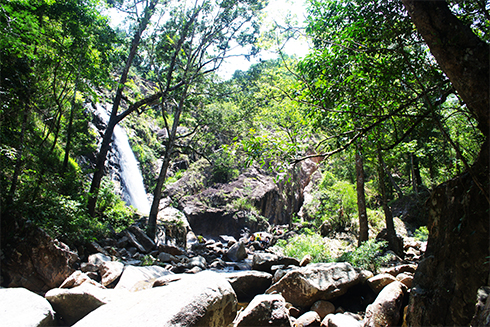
355 142 368 245
401 1 490 325
377 148 403 256
401 0 489 136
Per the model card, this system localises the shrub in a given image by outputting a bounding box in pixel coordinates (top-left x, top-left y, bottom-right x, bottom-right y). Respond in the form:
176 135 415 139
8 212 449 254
414 226 429 242
210 149 239 184
275 233 332 263
337 239 390 273
96 178 136 233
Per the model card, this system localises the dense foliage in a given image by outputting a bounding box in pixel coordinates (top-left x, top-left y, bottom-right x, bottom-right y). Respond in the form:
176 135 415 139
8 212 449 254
1 0 487 259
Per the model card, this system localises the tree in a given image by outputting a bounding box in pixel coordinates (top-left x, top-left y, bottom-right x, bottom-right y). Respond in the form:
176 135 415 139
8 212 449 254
297 0 453 251
400 1 489 325
87 0 160 216
355 141 368 245
145 0 266 239
1 0 115 239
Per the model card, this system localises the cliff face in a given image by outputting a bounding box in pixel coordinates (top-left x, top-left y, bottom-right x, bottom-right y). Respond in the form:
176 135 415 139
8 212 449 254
163 159 319 238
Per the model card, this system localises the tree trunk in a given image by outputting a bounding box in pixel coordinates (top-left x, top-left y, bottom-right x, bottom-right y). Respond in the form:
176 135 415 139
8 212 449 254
377 148 403 256
355 142 368 245
87 0 158 216
147 85 189 240
401 1 490 325
63 66 81 171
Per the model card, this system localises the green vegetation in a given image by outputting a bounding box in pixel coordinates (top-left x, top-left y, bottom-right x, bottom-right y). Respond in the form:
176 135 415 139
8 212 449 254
275 233 332 263
1 3 487 307
414 226 429 242
337 239 390 273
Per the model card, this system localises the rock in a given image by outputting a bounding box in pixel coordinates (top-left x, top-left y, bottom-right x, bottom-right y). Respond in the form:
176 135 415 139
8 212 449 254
88 241 109 256
266 262 361 308
295 311 321 326
100 261 124 287
158 243 185 256
470 286 490 326
45 282 127 325
80 262 99 273
300 254 312 267
395 273 413 289
115 265 173 290
60 270 101 289
235 294 292 327
0 287 55 326
321 313 361 327
225 241 247 262
1 223 78 292
126 225 155 253
381 264 417 277
156 207 189 249
73 271 237 327
152 274 183 287
87 253 111 267
187 256 207 270
158 252 178 263
364 281 407 327
366 274 397 294
311 300 335 320
221 270 273 302
252 252 300 273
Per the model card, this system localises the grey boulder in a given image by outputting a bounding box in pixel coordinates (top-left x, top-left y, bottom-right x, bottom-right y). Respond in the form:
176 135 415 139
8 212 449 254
73 271 237 327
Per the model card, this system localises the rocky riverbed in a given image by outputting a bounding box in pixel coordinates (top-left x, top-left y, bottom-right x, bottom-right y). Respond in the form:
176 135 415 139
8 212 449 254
0 216 429 327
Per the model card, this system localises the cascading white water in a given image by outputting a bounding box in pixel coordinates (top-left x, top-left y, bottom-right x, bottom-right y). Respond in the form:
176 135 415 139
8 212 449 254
96 104 150 215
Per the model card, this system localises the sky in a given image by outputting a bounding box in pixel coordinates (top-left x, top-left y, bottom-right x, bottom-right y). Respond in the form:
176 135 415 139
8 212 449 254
218 0 311 79
106 0 310 80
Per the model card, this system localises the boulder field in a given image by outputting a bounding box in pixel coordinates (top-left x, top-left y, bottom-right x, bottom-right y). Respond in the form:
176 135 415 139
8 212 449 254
1 227 425 327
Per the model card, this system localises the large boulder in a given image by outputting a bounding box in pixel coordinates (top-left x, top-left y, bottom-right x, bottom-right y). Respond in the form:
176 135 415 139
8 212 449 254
99 261 124 287
225 241 247 262
1 223 78 292
126 225 155 254
0 287 55 326
156 207 189 249
45 282 128 325
115 265 173 290
221 270 273 302
321 313 362 327
266 262 361 308
234 294 292 327
366 274 397 294
73 271 237 327
252 252 300 273
363 281 407 327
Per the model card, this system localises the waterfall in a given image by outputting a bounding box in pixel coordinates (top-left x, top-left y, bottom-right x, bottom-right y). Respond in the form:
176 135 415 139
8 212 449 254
96 104 150 215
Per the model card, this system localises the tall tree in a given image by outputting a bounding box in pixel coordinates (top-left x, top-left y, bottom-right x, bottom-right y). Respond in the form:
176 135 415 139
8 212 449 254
146 0 266 239
355 141 368 245
87 0 160 216
400 1 489 325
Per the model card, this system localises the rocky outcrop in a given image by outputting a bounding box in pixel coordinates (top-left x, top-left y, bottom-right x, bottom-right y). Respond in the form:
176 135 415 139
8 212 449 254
234 294 292 327
266 262 361 308
165 159 319 238
1 222 78 293
0 287 55 326
73 271 237 327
